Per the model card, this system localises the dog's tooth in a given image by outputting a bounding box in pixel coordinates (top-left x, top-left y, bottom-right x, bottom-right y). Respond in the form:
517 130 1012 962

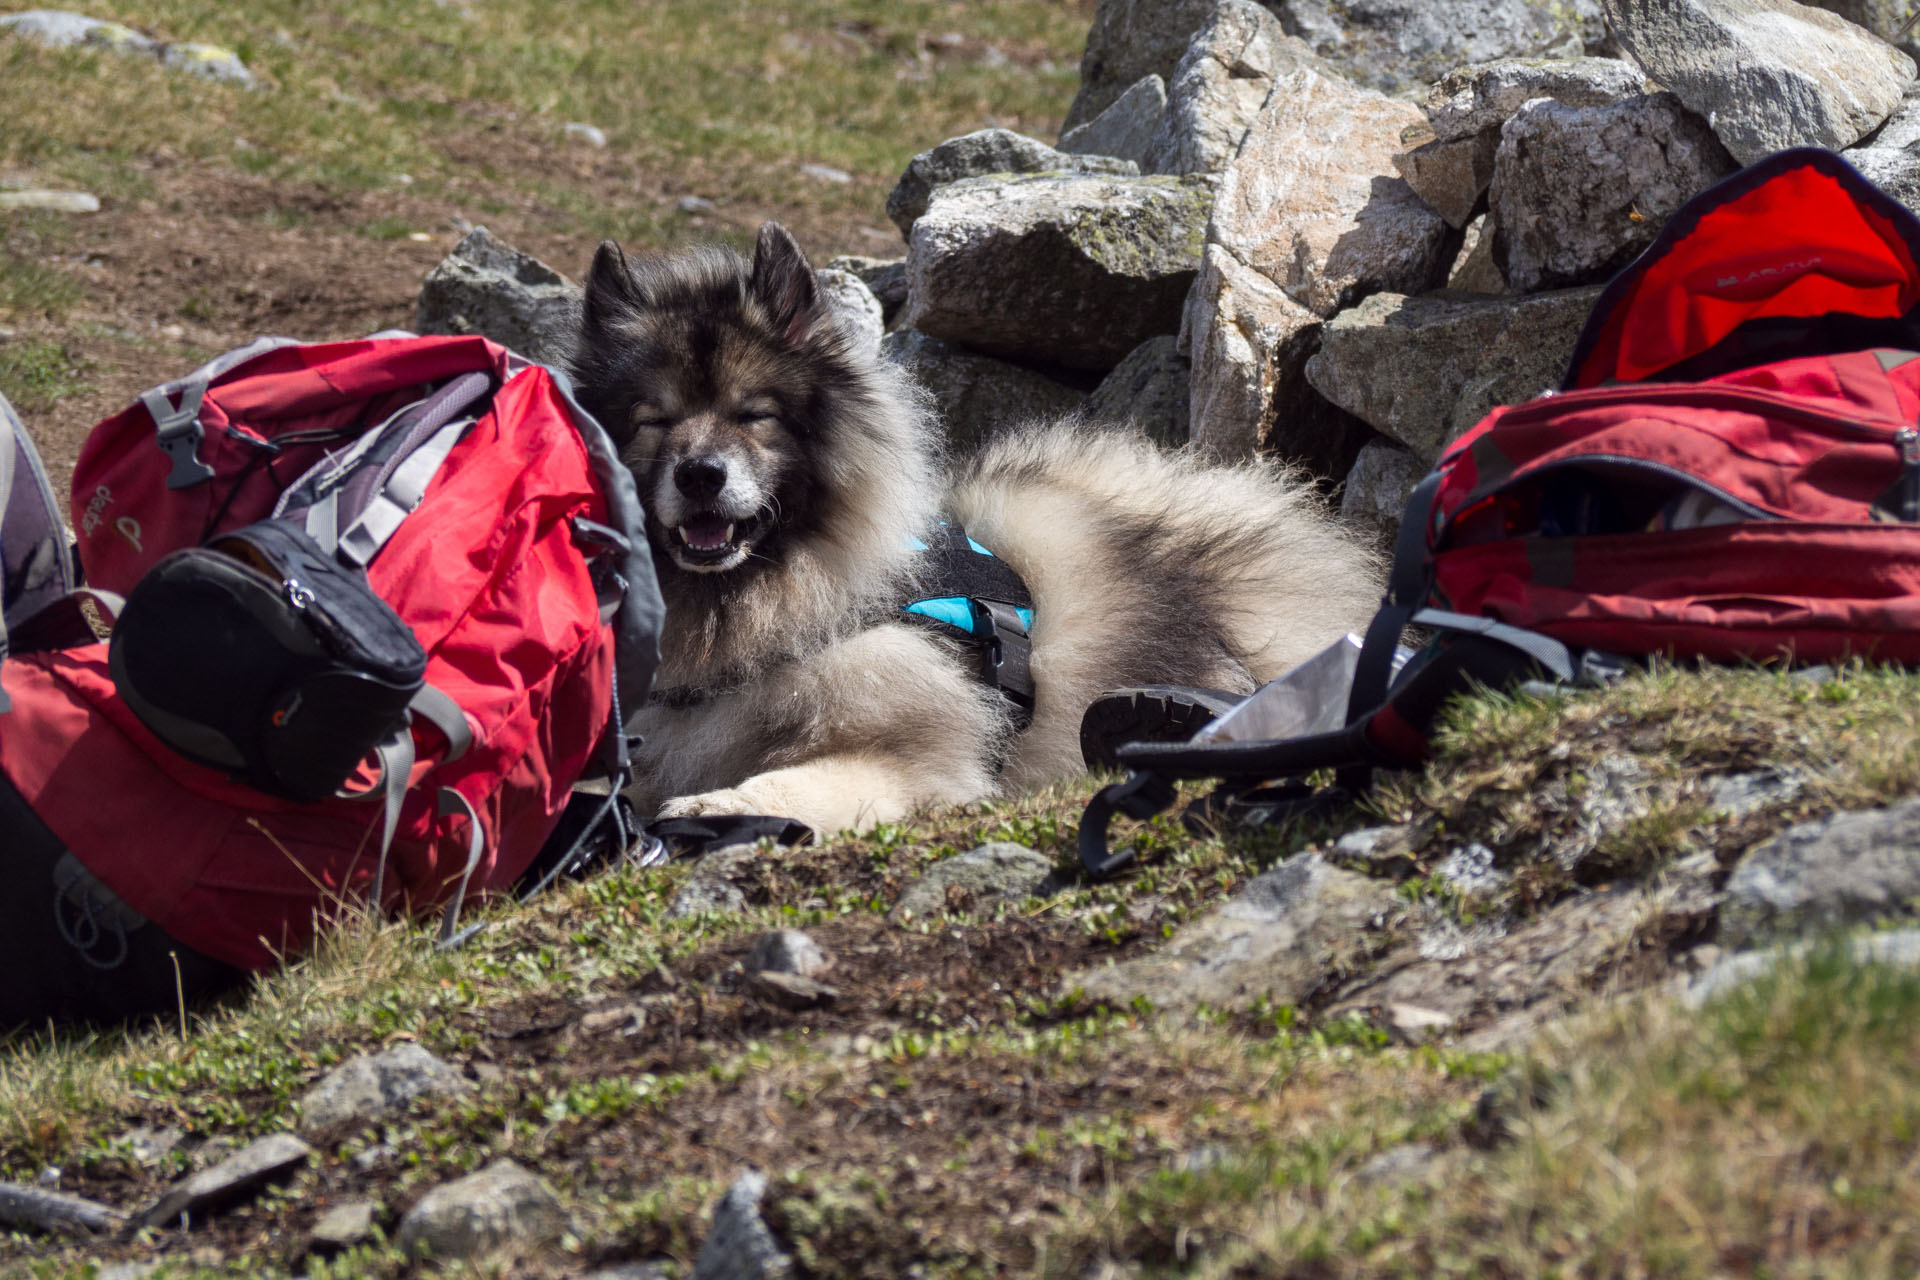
723 523 734 543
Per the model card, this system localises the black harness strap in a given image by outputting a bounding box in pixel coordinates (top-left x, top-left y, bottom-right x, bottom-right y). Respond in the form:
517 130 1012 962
898 520 1037 725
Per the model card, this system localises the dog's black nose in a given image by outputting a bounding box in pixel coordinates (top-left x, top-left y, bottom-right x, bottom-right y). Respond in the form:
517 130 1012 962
674 455 728 499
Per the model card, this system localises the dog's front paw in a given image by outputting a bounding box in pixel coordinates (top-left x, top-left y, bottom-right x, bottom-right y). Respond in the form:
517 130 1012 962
657 788 761 820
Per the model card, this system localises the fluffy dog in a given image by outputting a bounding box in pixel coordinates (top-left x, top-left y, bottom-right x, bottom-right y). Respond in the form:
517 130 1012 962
568 223 1382 835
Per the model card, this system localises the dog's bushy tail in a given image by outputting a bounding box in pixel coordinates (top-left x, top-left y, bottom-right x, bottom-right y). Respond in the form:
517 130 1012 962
947 422 1384 789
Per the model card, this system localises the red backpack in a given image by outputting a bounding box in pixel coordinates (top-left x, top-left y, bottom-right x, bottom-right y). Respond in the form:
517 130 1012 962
1082 148 1920 872
0 334 660 971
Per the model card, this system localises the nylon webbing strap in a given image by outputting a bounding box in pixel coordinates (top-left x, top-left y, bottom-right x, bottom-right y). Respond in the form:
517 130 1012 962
1408 609 1574 681
364 728 416 915
435 787 486 946
1346 470 1445 729
408 684 472 764
335 416 472 567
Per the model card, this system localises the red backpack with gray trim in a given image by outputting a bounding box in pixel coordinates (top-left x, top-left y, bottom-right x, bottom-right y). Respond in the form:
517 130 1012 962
1081 148 1920 873
0 333 661 970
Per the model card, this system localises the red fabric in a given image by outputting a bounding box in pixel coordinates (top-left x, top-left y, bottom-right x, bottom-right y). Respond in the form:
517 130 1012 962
10 337 615 970
1569 158 1920 388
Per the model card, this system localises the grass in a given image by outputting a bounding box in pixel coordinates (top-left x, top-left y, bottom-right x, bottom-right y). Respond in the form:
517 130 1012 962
6 664 1920 1275
0 0 1091 239
0 337 86 410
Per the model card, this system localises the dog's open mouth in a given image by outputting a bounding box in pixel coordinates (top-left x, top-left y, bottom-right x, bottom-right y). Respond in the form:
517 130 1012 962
669 510 768 569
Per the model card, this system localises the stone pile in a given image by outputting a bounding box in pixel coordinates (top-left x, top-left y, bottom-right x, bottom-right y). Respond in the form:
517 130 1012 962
868 0 1920 528
408 0 1920 518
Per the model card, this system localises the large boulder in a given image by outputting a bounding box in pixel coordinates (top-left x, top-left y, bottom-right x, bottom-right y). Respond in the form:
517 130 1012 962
1340 440 1426 534
814 267 883 361
1844 85 1920 214
1306 286 1605 460
1145 1 1326 175
903 172 1212 370
1397 57 1648 227
1491 94 1737 294
1188 64 1453 460
1602 0 1916 165
1265 0 1610 97
882 330 1087 451
1084 335 1192 447
415 227 582 367
1058 74 1167 166
1063 0 1218 131
884 129 1137 237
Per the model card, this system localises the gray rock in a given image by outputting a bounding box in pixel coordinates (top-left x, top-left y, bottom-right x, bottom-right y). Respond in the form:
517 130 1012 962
1064 0 1218 131
1339 443 1425 534
117 1125 185 1168
1448 214 1509 295
677 195 717 215
1352 1143 1441 1186
1492 93 1737 295
1083 336 1191 447
1806 0 1919 53
882 330 1086 451
1145 1 1319 175
1843 86 1920 213
1184 244 1327 462
298 1043 471 1135
585 1264 676 1280
815 268 883 360
692 1172 793 1280
415 227 582 366
1603 0 1916 165
1267 0 1610 97
666 844 760 919
1207 67 1451 319
1720 799 1920 945
903 172 1211 370
396 1159 567 1261
1068 852 1396 1012
1399 56 1648 228
0 190 98 213
885 128 1138 237
1059 74 1167 166
136 1133 313 1230
564 122 609 148
310 1199 377 1252
1394 136 1495 230
800 163 852 184
1437 843 1511 905
1681 928 1920 1007
0 10 155 54
0 1181 123 1236
160 42 252 86
1707 769 1806 820
1188 63 1451 462
1429 57 1649 143
824 255 908 322
1306 286 1602 462
747 970 841 1009
893 842 1056 920
743 929 832 979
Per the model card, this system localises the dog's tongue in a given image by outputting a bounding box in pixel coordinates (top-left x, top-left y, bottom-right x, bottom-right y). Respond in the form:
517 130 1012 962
682 515 733 550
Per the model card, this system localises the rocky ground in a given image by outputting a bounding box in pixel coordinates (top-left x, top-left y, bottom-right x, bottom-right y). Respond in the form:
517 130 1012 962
11 0 1920 1276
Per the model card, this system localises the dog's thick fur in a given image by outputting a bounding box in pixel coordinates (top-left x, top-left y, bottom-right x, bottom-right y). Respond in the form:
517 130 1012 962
569 223 1384 835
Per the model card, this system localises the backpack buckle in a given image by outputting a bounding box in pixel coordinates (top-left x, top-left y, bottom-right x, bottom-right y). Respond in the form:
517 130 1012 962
143 385 215 489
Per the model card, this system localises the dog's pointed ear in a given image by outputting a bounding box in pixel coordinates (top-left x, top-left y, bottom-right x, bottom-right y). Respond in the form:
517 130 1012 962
748 222 822 344
582 240 642 333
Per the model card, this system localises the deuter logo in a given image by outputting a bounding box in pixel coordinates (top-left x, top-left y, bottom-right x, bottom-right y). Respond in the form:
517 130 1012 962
114 517 143 552
80 484 113 536
1715 255 1823 289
